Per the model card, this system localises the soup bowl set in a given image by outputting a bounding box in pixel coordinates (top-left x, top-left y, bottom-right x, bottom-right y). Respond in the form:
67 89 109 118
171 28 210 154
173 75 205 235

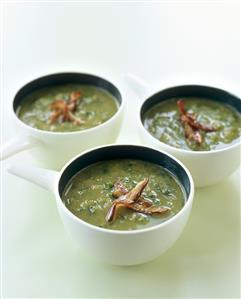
1 72 240 265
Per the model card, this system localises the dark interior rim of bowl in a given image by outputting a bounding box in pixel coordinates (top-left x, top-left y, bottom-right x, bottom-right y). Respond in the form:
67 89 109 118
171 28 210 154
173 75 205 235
13 72 122 112
58 145 191 202
140 85 241 123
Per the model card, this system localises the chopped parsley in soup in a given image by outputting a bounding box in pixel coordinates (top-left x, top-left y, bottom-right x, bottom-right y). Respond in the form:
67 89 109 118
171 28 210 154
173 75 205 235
143 98 241 151
17 84 119 132
62 159 186 231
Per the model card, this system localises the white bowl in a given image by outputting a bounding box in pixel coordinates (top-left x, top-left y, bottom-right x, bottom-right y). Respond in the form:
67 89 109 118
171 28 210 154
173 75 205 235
125 74 241 187
7 144 194 265
1 72 125 169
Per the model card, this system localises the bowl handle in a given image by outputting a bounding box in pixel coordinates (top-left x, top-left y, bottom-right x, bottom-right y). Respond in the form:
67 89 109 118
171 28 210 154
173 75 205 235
0 135 41 161
123 73 152 99
7 164 59 193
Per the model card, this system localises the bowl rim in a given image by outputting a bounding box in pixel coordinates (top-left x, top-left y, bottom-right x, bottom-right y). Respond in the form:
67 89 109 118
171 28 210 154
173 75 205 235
55 144 195 235
12 71 125 136
139 84 241 155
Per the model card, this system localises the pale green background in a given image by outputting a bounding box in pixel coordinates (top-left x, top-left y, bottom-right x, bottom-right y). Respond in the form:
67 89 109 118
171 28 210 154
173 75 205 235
1 1 240 298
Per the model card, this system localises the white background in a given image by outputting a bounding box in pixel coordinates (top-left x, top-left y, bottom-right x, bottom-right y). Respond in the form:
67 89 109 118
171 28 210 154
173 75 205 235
1 1 240 298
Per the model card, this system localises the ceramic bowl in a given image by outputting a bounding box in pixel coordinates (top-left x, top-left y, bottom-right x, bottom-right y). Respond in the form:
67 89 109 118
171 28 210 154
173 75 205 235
7 144 194 265
1 72 124 169
125 74 241 187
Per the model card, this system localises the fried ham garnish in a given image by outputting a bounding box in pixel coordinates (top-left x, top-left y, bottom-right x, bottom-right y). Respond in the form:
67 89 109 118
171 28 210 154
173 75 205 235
177 99 216 145
105 178 170 223
48 91 85 125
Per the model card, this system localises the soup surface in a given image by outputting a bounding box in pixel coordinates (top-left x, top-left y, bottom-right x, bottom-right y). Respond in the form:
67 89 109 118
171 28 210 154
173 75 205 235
17 84 118 132
62 159 186 231
143 98 241 151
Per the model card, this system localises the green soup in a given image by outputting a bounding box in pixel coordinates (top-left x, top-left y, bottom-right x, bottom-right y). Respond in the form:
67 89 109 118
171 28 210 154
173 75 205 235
62 159 185 231
17 84 119 132
143 98 241 151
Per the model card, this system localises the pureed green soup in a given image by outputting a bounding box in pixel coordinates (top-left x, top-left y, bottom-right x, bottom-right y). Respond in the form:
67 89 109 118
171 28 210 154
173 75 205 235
143 97 241 151
17 84 119 132
62 159 185 231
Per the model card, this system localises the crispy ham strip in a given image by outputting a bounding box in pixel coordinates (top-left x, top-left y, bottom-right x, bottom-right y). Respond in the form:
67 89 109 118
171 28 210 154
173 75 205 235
177 99 216 145
112 180 153 206
181 113 202 144
112 180 129 197
105 179 170 222
125 203 170 215
48 91 85 125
